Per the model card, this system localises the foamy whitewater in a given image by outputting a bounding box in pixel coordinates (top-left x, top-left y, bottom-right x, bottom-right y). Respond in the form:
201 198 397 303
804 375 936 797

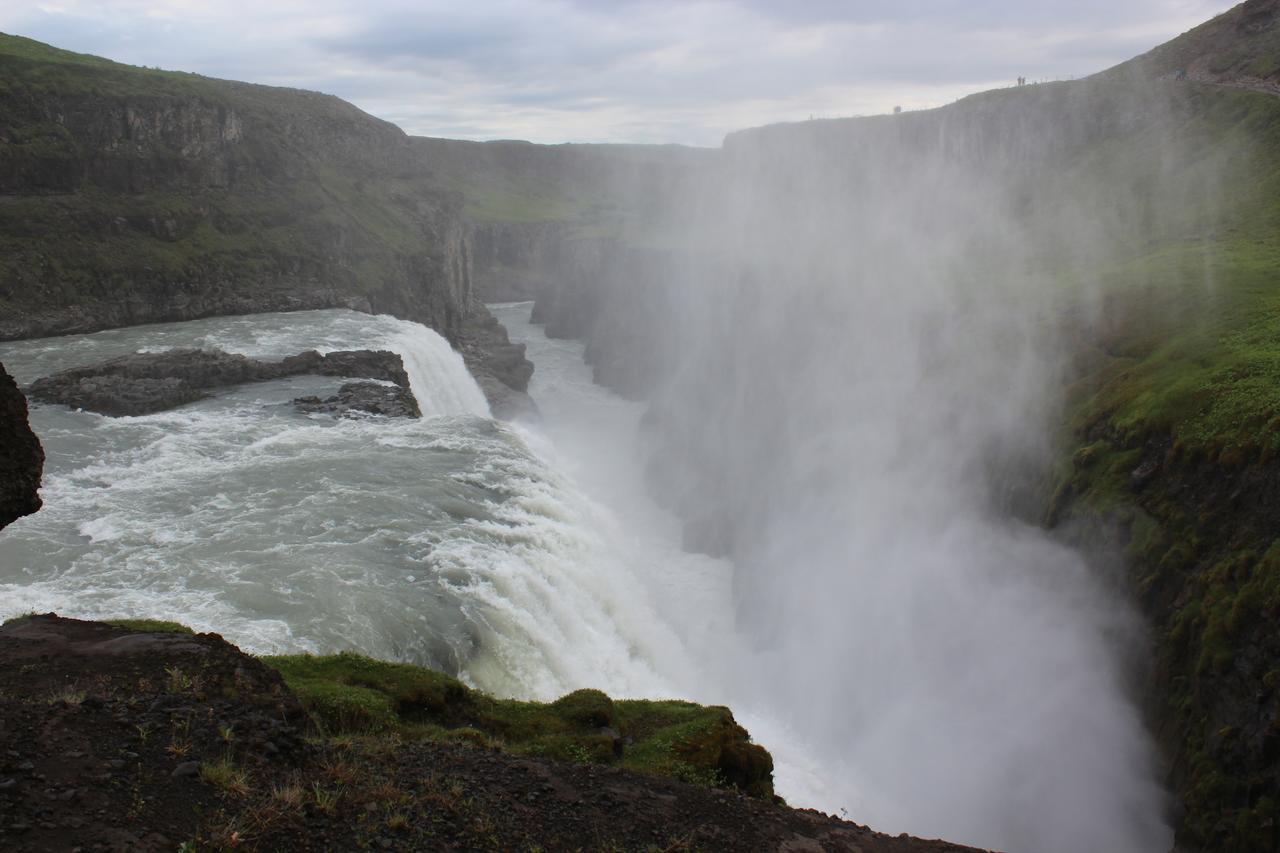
0 309 702 698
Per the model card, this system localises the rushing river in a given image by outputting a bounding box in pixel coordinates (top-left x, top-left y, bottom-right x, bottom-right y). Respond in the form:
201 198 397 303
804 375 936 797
0 306 830 805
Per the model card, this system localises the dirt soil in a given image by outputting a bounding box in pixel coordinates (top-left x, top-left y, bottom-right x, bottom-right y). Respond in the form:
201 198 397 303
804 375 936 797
0 615 991 852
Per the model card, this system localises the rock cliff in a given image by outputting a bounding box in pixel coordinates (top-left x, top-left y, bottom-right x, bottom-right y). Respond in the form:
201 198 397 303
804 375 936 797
0 364 42 529
0 33 530 407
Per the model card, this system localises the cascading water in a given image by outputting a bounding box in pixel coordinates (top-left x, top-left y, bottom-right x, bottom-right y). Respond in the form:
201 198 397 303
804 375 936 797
0 310 705 705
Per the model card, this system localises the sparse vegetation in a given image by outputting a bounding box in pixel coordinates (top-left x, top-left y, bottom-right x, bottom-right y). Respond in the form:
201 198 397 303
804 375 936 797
165 665 195 694
46 685 86 706
200 757 251 796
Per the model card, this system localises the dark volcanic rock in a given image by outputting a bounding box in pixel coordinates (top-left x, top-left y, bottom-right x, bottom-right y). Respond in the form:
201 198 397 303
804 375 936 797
0 364 44 529
26 348 417 417
313 350 412 387
458 309 540 420
294 381 421 419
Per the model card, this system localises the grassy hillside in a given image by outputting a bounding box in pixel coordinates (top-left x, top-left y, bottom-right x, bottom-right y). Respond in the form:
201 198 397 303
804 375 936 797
1107 0 1280 90
1043 45 1280 852
0 32 474 342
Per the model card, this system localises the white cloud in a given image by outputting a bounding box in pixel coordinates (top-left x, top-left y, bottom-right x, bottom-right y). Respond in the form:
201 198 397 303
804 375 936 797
0 0 1236 144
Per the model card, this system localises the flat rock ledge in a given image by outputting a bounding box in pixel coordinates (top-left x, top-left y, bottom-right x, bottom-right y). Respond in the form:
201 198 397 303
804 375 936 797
26 348 418 418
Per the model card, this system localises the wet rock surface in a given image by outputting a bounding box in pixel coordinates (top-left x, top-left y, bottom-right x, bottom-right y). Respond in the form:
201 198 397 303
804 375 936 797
0 364 44 529
293 381 420 419
0 616 989 852
25 348 416 417
458 309 539 420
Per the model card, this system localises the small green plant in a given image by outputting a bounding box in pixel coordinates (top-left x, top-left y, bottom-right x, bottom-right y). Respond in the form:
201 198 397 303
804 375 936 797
270 783 305 811
200 758 250 796
310 782 341 815
165 666 193 694
168 716 193 758
218 724 235 744
47 685 86 706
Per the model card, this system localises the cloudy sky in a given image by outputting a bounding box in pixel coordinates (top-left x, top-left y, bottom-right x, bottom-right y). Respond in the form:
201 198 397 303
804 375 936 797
1 1 1234 145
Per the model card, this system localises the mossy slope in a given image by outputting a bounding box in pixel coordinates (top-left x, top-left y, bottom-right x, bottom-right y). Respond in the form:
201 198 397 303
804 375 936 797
266 652 774 799
1043 72 1280 853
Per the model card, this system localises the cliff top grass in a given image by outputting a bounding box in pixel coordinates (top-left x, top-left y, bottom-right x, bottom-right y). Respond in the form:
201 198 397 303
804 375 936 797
0 31 224 101
266 651 774 798
1048 80 1280 469
102 618 196 634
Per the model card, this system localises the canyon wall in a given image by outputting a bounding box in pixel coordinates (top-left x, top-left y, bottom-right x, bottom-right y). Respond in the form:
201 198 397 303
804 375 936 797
528 66 1280 850
0 34 528 398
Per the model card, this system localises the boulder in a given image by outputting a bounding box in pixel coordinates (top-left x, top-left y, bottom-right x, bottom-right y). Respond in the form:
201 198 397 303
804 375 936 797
0 363 43 529
293 381 420 419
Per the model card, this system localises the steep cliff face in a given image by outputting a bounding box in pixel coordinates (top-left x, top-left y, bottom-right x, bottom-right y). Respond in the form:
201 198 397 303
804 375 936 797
0 364 43 529
409 135 713 304
0 33 527 397
470 220 570 301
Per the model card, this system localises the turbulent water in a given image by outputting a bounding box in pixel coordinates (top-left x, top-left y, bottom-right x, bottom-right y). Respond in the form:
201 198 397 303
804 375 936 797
0 307 772 712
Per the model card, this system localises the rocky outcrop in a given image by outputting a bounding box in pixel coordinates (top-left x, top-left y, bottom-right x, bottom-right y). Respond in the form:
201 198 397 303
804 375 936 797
26 347 416 417
0 364 43 529
457 310 539 419
293 381 420 419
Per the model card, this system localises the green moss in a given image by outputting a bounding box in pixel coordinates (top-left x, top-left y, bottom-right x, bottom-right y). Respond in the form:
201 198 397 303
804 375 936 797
264 652 774 798
1045 88 1280 847
103 619 195 634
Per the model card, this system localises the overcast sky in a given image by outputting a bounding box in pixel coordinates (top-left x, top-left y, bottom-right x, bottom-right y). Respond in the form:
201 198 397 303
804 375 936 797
1 1 1235 146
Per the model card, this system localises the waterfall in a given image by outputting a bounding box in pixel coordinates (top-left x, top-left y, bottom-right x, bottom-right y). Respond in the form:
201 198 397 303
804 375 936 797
378 318 490 418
